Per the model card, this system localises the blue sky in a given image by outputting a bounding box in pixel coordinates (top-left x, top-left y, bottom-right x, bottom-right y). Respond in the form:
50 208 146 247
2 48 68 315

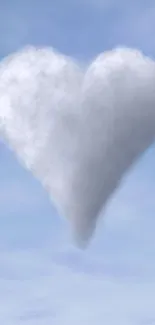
0 0 155 324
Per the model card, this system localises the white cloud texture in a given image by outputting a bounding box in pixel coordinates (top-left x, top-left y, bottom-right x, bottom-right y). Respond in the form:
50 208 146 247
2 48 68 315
0 46 155 247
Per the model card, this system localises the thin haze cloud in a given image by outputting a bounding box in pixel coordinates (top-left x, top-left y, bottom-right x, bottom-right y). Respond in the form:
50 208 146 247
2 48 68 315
0 46 155 247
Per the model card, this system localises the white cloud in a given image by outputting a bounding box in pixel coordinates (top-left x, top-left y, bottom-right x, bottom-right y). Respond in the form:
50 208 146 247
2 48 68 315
0 4 155 324
1 46 155 247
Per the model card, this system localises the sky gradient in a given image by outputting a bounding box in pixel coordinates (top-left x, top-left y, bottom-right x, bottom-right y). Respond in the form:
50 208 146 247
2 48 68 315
0 1 155 324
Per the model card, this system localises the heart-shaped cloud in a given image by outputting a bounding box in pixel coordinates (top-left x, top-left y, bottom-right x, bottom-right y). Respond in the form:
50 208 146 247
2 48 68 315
0 46 155 247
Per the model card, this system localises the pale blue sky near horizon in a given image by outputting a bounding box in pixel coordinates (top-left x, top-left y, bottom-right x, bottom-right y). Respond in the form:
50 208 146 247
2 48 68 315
0 1 155 324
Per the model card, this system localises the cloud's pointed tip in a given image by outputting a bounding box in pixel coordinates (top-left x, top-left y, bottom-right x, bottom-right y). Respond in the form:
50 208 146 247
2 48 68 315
70 215 97 249
72 233 92 250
